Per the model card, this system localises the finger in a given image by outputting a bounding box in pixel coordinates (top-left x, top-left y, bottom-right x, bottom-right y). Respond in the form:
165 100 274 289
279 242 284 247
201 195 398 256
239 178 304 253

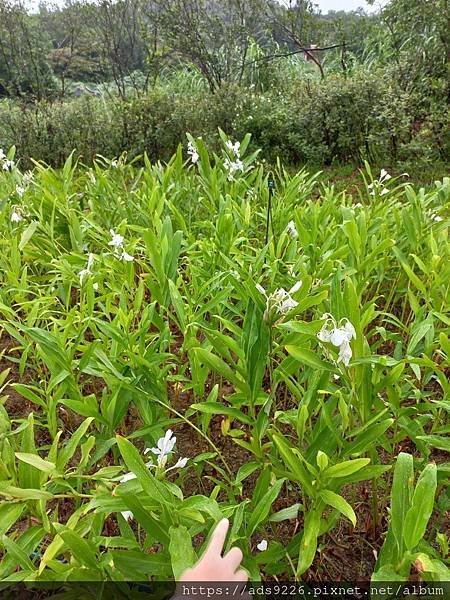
233 568 249 582
204 518 229 559
222 547 243 571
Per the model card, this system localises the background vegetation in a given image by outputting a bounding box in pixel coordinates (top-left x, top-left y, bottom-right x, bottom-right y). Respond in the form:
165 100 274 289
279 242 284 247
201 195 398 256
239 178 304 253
0 0 448 169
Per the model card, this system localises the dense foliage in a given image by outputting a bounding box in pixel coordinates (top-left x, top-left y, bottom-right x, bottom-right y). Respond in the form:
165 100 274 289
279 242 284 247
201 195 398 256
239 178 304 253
0 138 449 582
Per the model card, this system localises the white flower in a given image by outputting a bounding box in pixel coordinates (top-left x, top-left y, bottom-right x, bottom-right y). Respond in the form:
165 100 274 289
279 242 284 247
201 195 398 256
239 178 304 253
2 159 14 171
22 171 34 185
338 341 353 366
434 215 443 223
257 539 268 551
279 295 298 314
119 471 137 484
149 429 177 469
224 158 244 180
0 149 5 161
11 210 22 223
286 220 298 238
167 457 189 472
368 169 392 197
225 140 240 156
93 282 99 291
108 229 124 249
289 281 302 294
257 281 301 317
79 254 95 284
379 169 391 182
16 185 25 197
121 510 134 521
110 159 118 168
120 250 134 262
187 141 199 164
317 315 356 367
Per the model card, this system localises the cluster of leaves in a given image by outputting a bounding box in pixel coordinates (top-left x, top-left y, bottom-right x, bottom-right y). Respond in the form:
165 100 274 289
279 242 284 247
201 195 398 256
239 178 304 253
1 64 448 170
0 136 448 582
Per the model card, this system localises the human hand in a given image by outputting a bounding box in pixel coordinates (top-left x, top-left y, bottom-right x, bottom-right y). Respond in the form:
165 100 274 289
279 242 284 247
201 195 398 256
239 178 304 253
179 518 248 582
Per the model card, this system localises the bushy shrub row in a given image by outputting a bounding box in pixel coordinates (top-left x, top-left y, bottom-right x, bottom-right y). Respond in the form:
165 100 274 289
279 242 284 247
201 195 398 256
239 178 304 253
0 67 447 168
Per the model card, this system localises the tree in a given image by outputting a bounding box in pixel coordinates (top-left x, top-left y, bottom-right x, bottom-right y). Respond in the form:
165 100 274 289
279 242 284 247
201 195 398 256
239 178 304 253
151 0 267 91
0 0 55 98
264 0 325 77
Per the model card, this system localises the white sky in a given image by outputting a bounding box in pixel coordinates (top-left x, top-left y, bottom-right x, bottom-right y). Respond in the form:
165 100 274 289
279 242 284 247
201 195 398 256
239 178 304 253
313 0 386 12
26 0 386 14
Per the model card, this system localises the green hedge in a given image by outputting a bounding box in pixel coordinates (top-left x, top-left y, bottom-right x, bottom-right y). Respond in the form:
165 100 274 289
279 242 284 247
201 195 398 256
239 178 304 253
0 67 447 167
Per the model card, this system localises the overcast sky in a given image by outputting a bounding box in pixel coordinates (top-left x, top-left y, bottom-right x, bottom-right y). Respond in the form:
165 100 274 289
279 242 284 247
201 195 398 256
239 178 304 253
315 0 377 11
26 0 386 14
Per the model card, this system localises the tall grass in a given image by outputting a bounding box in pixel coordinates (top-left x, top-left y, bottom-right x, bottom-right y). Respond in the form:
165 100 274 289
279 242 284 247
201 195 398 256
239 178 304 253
0 139 448 582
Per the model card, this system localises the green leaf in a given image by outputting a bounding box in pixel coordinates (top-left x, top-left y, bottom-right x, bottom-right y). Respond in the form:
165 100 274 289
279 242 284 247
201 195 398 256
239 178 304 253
345 419 394 455
390 453 414 557
56 527 100 571
324 458 370 479
416 435 450 452
297 507 322 576
403 463 437 550
169 525 196 579
248 478 284 536
57 418 94 471
189 402 253 424
1 535 35 571
271 433 313 496
194 348 250 394
0 504 24 536
116 436 172 506
372 565 407 583
412 553 450 578
19 221 39 251
15 453 56 473
235 461 260 484
285 345 333 371
269 503 302 523
0 484 54 501
319 490 356 527
111 550 171 579
114 492 169 545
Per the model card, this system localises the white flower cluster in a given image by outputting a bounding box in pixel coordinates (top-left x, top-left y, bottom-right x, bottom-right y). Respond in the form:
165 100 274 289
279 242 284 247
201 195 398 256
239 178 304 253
0 148 14 171
368 169 391 196
224 157 244 181
257 281 302 319
286 220 298 238
79 253 95 284
317 314 356 367
10 207 23 223
108 229 134 262
187 141 199 164
431 212 443 223
225 140 240 155
14 171 34 200
224 139 244 181
118 430 188 521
